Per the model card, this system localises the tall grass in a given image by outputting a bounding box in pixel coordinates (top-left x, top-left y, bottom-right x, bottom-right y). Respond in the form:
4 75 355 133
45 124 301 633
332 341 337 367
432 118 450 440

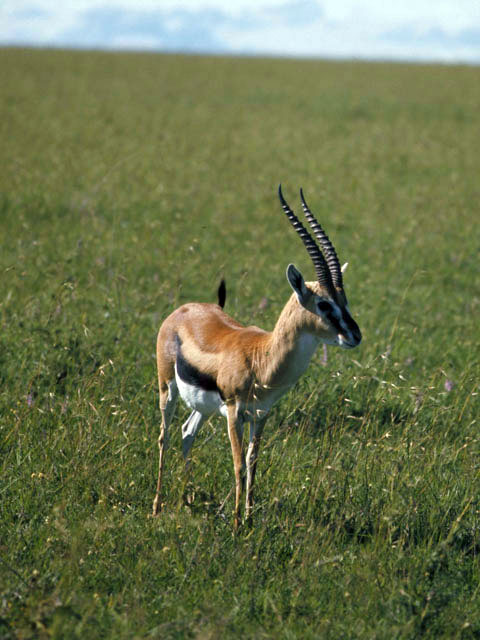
1 48 479 638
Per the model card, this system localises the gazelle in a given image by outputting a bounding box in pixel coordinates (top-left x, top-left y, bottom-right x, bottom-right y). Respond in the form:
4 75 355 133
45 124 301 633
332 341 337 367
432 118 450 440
152 186 361 529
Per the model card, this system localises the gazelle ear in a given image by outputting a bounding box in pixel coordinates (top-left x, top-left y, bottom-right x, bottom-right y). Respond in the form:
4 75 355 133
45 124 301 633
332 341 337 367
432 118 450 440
286 264 309 305
341 262 348 274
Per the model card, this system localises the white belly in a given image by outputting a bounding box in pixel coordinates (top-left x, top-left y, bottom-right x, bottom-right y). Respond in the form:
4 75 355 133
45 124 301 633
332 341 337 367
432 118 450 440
175 365 227 417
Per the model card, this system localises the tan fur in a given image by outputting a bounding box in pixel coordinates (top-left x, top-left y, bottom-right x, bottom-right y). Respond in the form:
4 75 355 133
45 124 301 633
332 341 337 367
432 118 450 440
157 282 334 404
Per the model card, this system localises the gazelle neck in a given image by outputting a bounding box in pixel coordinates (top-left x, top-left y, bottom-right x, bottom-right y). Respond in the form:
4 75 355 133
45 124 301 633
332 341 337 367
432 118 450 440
257 294 320 390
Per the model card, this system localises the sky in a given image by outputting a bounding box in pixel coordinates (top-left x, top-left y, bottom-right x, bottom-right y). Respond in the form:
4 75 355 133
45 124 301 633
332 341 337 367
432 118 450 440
1 0 479 64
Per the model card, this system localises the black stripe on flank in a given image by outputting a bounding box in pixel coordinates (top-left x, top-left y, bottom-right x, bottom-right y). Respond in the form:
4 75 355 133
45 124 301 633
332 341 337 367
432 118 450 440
175 335 224 399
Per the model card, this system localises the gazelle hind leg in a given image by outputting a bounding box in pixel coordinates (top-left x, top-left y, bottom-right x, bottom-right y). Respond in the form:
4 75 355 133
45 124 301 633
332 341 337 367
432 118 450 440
181 411 207 462
152 379 178 516
181 411 207 506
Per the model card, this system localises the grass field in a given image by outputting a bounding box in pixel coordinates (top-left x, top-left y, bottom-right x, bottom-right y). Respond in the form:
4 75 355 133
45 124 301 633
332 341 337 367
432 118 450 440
1 48 479 639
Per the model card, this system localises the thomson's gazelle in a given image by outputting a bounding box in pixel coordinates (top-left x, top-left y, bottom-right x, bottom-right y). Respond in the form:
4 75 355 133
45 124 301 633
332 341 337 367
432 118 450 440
153 186 362 529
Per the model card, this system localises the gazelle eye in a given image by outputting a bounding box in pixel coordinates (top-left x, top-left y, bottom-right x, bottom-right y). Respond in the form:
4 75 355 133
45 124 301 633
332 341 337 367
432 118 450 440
317 300 332 314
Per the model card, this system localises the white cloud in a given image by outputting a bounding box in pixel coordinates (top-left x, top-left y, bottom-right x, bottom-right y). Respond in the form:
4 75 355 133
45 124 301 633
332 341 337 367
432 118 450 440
0 0 479 63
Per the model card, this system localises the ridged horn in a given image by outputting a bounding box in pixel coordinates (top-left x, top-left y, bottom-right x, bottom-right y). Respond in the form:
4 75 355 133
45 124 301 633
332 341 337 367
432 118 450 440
278 185 334 292
300 188 344 291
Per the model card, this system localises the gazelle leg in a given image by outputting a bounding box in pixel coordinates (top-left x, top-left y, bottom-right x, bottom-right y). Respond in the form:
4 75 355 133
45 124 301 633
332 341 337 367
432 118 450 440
152 379 178 516
226 404 245 531
181 411 207 463
245 416 267 524
180 411 207 505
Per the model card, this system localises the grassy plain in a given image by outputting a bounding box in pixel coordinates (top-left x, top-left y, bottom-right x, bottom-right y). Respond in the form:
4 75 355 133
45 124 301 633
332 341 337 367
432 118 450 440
0 48 479 638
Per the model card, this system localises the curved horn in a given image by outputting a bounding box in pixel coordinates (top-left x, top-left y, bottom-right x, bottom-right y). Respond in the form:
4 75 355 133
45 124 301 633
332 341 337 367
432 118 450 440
278 185 334 292
300 188 344 291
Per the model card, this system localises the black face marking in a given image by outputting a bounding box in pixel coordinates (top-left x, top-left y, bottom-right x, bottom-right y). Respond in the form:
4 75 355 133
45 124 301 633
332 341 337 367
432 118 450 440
175 335 224 399
326 309 343 334
344 311 362 343
317 300 332 313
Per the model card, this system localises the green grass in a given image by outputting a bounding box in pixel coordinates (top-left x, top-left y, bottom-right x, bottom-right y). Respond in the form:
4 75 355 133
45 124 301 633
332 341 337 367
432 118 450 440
1 48 479 639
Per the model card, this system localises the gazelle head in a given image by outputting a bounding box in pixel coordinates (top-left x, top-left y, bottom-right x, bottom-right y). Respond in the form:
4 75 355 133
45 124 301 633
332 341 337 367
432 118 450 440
279 185 362 349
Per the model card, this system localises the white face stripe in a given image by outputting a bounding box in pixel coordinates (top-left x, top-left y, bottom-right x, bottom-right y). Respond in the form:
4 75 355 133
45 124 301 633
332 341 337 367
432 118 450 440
333 304 351 335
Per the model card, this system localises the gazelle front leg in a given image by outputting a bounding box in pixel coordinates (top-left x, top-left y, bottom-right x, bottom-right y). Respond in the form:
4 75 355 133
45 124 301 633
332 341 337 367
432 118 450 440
226 403 245 531
152 379 178 516
245 415 267 524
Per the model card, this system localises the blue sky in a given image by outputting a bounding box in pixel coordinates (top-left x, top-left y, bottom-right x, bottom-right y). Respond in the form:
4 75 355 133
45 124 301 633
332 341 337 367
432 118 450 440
1 0 479 63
